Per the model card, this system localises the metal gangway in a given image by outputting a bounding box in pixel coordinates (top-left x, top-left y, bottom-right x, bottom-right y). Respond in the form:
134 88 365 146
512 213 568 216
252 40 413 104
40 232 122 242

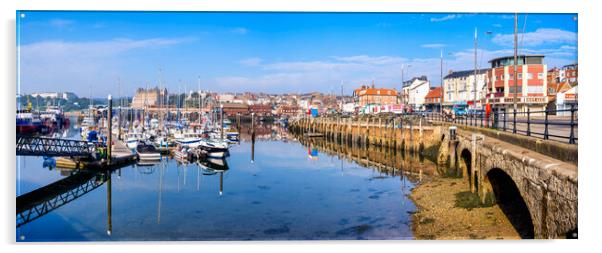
16 171 108 227
16 135 97 157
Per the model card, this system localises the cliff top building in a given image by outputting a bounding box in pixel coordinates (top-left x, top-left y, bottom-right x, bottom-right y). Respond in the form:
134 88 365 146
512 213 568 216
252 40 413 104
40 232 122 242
131 87 168 109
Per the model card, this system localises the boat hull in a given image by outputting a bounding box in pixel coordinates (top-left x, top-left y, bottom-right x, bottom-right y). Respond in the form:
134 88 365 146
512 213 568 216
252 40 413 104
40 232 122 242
126 140 139 149
138 153 161 161
206 151 226 158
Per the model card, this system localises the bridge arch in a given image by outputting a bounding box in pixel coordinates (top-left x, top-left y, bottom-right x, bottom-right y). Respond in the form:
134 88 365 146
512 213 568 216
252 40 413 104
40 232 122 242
459 148 474 190
483 168 535 239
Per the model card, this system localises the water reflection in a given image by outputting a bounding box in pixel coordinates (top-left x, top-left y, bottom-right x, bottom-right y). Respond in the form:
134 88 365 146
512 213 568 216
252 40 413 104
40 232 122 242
296 134 438 181
17 122 438 241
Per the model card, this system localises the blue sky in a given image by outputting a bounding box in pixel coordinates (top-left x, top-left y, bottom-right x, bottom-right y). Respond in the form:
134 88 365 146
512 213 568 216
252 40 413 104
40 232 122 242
17 11 578 97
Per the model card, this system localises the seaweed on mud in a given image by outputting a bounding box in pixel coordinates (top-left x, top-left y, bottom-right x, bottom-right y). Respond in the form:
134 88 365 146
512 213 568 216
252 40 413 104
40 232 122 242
454 191 495 210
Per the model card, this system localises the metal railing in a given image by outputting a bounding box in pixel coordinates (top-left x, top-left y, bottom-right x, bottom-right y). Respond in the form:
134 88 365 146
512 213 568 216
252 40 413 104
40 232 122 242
424 105 578 144
16 135 97 157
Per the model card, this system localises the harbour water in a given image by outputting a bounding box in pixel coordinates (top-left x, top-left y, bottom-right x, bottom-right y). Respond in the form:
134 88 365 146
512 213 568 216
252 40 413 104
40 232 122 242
16 122 435 241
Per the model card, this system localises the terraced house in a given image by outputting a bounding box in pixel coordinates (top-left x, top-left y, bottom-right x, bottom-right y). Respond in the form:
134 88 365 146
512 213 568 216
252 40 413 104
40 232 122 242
442 69 488 109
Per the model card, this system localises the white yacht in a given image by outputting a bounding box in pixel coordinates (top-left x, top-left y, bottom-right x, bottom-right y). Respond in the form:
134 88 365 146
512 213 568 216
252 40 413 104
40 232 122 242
126 132 143 149
174 132 203 148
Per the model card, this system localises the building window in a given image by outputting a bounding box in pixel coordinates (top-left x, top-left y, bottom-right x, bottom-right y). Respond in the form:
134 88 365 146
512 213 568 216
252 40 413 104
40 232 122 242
538 73 544 79
528 86 543 94
518 73 522 79
527 73 533 79
508 86 522 94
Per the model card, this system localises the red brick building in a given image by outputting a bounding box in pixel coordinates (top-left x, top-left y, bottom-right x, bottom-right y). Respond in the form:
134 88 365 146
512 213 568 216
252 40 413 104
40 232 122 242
249 104 273 116
222 103 249 116
276 105 300 117
353 85 398 107
485 55 548 112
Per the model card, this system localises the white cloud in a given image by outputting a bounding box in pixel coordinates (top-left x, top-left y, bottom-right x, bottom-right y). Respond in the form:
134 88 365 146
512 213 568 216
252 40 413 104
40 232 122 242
49 18 74 28
217 42 577 93
421 43 446 49
231 27 248 35
560 45 577 50
214 55 426 93
239 57 263 66
430 14 460 22
333 55 402 65
19 37 193 95
492 28 577 47
93 22 106 29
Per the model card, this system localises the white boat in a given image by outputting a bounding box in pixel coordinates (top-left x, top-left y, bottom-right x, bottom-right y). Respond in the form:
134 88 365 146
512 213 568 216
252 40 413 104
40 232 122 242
136 144 161 161
225 131 240 141
150 118 159 129
126 132 143 149
174 147 191 161
175 132 203 148
153 135 171 148
199 139 229 158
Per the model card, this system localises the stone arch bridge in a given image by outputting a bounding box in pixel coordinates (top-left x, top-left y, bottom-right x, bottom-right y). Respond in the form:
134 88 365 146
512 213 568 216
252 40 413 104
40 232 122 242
289 116 577 238
442 127 577 239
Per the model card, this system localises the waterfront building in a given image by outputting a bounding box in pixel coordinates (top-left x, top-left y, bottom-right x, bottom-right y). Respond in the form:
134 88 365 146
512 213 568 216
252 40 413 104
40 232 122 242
353 85 398 108
401 76 430 111
276 105 301 117
342 102 356 114
556 84 578 116
562 63 578 84
222 103 249 116
218 93 236 104
424 86 443 111
249 104 273 116
443 69 488 109
31 92 78 100
547 64 578 113
131 87 168 109
484 55 548 112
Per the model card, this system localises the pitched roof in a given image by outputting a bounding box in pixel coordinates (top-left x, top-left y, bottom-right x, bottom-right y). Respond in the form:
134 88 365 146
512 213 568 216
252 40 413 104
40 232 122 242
354 88 398 96
425 87 442 99
444 69 489 79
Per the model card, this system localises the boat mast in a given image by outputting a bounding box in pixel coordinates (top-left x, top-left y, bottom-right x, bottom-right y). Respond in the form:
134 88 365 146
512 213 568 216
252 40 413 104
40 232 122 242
184 81 188 123
158 68 164 130
198 76 201 125
144 81 148 128
177 80 181 125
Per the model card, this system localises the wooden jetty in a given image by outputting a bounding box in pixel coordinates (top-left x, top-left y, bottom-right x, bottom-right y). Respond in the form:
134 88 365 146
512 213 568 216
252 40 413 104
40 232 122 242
54 138 136 170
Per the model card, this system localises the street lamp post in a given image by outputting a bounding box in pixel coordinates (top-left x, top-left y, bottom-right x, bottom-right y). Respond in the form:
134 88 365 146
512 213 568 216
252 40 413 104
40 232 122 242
513 13 519 114
513 13 519 133
440 49 444 113
473 27 478 110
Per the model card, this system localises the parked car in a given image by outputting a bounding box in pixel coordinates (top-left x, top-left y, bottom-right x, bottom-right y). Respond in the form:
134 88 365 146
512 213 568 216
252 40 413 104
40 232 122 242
452 105 468 118
466 108 485 117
